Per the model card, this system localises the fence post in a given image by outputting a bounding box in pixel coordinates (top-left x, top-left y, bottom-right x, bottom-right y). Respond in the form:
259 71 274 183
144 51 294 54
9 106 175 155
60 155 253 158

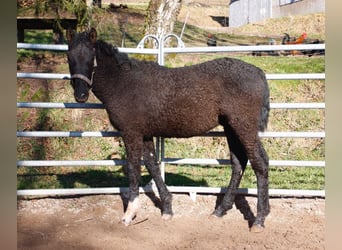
137 34 186 181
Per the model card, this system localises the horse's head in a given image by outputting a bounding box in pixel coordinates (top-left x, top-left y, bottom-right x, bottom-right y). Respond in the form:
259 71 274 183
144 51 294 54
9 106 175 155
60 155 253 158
66 28 97 103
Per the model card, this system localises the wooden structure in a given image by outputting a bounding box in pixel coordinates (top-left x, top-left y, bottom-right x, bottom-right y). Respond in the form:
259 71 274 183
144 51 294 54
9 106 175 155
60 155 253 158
229 0 325 27
17 17 78 44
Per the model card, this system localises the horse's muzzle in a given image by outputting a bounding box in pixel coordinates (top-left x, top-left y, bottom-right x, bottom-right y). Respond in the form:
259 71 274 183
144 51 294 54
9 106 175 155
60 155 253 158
72 79 90 103
74 91 89 103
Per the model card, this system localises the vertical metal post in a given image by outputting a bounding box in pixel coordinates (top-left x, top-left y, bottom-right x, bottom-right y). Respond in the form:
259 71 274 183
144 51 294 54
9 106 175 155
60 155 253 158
137 33 185 184
159 34 185 181
160 137 166 181
157 34 185 181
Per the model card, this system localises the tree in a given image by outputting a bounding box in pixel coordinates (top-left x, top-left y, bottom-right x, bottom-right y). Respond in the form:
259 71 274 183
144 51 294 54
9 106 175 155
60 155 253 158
144 0 182 48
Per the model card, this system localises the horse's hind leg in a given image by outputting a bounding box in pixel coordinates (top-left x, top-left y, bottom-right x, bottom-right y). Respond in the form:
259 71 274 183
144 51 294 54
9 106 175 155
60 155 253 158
213 122 269 231
143 138 173 219
213 124 248 217
246 139 270 232
229 129 269 232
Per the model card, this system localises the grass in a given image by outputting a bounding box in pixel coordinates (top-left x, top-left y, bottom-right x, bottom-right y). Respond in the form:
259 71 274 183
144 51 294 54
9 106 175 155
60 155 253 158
164 165 324 190
16 6 325 191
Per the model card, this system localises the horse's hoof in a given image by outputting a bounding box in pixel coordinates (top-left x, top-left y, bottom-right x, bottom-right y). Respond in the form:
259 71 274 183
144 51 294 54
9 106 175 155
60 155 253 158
121 216 134 226
211 209 225 218
250 224 264 233
210 212 221 219
162 213 173 221
121 218 131 226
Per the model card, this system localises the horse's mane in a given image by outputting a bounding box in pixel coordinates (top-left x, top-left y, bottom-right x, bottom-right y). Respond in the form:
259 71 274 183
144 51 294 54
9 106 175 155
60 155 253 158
95 40 131 66
68 30 136 67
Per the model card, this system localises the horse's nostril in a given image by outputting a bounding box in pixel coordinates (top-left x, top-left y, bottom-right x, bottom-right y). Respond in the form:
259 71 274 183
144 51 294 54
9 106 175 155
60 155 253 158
74 92 88 103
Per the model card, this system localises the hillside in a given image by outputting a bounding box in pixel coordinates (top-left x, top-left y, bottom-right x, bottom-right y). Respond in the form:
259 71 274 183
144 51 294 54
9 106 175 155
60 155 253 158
100 0 325 39
17 0 325 47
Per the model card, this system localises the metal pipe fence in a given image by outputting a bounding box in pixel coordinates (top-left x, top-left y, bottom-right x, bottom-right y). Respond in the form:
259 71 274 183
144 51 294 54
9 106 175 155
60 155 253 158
17 39 325 198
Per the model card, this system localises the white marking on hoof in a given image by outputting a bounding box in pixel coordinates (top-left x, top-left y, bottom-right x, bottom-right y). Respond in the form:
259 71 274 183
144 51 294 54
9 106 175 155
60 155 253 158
162 213 173 221
121 197 140 226
250 224 264 233
121 216 132 226
189 192 197 202
209 212 222 220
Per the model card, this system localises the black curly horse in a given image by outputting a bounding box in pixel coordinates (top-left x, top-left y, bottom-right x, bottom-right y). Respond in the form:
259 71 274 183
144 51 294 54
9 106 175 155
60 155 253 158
66 28 270 232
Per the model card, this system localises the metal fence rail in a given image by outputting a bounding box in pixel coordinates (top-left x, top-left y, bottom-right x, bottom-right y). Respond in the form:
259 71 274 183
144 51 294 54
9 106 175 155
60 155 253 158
17 102 325 109
17 186 325 197
16 131 325 138
17 159 325 168
17 40 325 197
17 72 326 80
17 42 325 52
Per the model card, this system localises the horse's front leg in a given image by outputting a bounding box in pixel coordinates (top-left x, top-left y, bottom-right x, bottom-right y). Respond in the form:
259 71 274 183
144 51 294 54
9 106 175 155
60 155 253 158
121 134 143 226
143 138 173 219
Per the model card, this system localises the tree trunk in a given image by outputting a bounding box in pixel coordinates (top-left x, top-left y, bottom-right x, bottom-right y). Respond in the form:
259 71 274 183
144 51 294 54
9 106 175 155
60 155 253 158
144 0 182 48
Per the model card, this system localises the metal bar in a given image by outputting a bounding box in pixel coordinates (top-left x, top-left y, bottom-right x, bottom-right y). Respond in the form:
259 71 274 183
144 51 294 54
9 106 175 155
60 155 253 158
17 131 325 138
163 158 325 167
17 159 325 167
270 103 325 109
17 72 325 80
17 43 325 52
16 186 325 197
269 160 325 167
266 73 325 80
17 131 121 137
164 158 230 165
17 160 126 166
259 131 325 138
164 44 325 53
17 102 104 109
17 43 158 54
17 43 68 51
202 131 325 138
17 102 325 109
119 48 158 54
167 187 325 197
17 72 70 80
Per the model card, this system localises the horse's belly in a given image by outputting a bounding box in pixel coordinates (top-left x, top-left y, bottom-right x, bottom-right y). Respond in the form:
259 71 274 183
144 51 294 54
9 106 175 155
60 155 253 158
154 113 219 138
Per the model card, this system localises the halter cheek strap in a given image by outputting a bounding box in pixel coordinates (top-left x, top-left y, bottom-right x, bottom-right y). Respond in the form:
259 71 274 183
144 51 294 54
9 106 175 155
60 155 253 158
70 73 93 86
70 53 97 87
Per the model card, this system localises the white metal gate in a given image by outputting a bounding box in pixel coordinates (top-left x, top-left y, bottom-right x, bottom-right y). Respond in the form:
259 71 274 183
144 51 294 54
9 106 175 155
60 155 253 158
17 37 325 198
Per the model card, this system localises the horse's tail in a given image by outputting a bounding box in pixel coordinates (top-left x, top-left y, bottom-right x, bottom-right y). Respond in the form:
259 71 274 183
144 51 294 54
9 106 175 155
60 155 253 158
259 75 270 132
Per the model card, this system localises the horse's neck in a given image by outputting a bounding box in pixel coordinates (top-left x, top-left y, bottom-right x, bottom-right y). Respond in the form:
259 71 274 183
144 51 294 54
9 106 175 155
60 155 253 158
95 51 120 75
92 53 120 102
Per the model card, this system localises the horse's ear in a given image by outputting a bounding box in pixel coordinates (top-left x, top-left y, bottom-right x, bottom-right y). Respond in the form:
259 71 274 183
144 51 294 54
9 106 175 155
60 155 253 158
66 28 75 44
89 28 97 45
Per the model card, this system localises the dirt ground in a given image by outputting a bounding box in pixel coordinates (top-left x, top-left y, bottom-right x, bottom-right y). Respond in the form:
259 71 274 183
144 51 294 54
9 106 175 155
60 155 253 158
17 193 325 249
